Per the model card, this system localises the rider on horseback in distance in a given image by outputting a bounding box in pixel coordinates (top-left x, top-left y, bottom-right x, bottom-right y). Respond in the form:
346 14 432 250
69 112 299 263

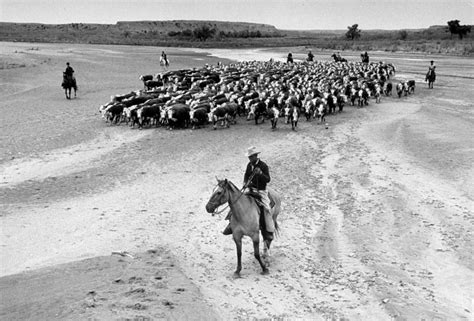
223 146 275 240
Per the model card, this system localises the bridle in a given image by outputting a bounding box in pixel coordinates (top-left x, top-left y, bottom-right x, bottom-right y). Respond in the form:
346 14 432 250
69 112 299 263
208 170 257 216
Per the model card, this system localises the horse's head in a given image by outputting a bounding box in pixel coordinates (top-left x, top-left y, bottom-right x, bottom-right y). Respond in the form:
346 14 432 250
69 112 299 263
205 178 230 215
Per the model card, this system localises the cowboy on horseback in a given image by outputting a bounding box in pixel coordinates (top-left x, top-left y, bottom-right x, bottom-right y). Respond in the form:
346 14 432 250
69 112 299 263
62 62 77 99
160 51 169 67
223 146 275 240
425 60 436 89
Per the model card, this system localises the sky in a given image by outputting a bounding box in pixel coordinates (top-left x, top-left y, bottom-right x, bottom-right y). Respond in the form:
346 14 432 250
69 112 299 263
1 0 473 30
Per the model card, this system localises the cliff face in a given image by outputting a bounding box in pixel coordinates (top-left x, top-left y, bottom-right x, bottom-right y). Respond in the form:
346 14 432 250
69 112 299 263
115 20 279 33
0 20 280 44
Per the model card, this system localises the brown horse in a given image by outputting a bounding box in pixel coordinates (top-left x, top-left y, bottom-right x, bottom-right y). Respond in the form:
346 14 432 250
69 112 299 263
205 178 281 277
62 72 77 99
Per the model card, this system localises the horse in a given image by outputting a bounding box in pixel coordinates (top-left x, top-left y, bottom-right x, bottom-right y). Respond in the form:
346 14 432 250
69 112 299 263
205 178 281 277
62 72 77 99
425 69 436 89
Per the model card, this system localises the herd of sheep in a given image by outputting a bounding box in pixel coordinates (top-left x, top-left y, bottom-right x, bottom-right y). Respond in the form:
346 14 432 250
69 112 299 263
98 58 415 130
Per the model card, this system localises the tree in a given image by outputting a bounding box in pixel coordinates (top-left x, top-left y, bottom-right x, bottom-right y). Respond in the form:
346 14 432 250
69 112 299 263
346 24 361 40
193 25 216 41
399 30 408 40
447 20 472 39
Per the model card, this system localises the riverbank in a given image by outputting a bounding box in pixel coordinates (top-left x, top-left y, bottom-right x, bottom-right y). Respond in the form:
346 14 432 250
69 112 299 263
0 42 472 320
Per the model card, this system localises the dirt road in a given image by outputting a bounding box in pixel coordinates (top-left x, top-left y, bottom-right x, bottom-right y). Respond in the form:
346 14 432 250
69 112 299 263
0 42 472 320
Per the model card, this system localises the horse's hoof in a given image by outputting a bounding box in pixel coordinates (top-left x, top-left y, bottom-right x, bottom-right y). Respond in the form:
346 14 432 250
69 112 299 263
261 269 269 275
233 272 241 279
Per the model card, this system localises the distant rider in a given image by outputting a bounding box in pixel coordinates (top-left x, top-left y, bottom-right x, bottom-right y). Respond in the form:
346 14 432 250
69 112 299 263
161 51 169 67
425 60 436 88
63 62 77 88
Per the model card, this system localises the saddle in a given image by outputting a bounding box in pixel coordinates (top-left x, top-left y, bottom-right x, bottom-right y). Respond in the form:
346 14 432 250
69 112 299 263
246 190 275 208
224 190 275 219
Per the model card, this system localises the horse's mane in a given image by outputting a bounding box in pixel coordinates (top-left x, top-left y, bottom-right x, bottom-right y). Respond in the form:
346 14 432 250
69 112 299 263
223 179 240 193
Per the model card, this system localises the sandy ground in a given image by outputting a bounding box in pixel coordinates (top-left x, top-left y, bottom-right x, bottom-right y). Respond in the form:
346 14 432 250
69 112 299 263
0 42 473 320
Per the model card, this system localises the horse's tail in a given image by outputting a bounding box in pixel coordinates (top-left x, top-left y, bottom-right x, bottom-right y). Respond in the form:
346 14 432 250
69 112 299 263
268 187 281 238
274 220 280 237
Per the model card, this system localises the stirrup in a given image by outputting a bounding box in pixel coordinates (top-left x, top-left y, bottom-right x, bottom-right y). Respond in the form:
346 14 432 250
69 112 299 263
222 224 232 235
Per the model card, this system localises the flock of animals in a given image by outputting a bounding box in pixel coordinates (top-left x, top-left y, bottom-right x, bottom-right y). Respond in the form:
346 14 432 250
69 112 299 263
98 58 416 131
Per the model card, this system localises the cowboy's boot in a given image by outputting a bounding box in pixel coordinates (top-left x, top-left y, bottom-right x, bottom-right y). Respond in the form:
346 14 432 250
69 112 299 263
222 210 233 235
264 208 274 240
222 223 232 235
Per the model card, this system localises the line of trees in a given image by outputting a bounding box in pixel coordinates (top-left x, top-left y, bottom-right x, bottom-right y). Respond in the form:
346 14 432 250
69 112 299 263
168 26 281 41
344 20 470 41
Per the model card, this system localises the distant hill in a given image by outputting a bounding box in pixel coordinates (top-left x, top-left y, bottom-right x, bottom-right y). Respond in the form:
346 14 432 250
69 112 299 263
0 20 471 55
116 20 279 34
0 20 282 45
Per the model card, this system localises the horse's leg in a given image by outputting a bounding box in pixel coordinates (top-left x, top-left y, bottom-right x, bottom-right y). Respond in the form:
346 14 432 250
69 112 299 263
252 235 268 275
233 235 243 278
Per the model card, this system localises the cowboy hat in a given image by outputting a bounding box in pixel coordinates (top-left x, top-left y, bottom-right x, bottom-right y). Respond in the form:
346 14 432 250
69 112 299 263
246 146 260 157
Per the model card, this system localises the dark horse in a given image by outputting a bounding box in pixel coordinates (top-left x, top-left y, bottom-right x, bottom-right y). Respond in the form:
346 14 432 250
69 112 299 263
425 69 436 89
205 179 281 277
62 72 77 99
331 53 347 63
